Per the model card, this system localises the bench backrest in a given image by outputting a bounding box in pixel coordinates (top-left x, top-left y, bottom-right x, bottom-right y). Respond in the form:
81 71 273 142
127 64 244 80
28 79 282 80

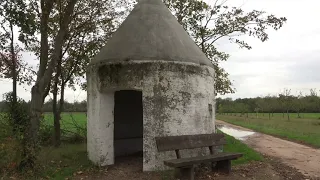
155 133 226 152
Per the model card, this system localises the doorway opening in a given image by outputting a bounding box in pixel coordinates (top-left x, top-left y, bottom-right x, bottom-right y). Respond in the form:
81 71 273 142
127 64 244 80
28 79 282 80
114 90 143 161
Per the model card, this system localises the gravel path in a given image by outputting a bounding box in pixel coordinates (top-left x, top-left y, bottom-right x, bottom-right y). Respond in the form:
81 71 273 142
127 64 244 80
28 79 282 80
217 120 320 179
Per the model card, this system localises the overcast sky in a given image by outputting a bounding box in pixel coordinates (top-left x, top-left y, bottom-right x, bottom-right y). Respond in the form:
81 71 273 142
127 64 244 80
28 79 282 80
0 0 319 101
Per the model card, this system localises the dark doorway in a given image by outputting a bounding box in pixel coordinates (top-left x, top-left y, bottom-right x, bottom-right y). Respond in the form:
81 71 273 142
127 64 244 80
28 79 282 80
114 90 143 158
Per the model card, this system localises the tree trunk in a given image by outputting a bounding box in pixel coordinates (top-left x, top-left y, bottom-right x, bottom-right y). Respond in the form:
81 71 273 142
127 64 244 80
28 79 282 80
20 86 43 169
282 112 285 118
19 0 54 168
20 0 78 169
52 82 60 147
59 83 65 117
53 48 63 147
268 113 271 120
10 23 17 104
287 109 290 121
9 22 18 132
53 81 66 147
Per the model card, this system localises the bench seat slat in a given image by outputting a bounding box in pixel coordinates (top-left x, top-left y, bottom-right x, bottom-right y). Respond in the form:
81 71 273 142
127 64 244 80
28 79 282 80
163 152 243 168
156 133 226 151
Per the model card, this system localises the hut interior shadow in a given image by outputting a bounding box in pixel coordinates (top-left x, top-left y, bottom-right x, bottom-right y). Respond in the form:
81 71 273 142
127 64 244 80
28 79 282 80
114 90 143 164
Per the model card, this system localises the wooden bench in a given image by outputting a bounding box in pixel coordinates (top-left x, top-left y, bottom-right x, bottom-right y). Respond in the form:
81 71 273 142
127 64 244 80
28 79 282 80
155 133 243 180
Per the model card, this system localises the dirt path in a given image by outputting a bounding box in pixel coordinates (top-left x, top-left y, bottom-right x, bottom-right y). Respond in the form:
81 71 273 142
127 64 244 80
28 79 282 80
217 120 320 179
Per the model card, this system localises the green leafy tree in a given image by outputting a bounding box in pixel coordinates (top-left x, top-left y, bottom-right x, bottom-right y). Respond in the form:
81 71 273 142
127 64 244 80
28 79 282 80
256 97 268 117
292 91 305 118
278 88 294 121
164 0 287 95
264 95 277 120
0 0 36 133
41 0 129 147
10 0 80 169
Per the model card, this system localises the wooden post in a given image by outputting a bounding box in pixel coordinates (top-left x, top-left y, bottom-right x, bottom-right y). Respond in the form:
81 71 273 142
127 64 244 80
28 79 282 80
208 146 215 171
175 166 195 180
215 160 231 174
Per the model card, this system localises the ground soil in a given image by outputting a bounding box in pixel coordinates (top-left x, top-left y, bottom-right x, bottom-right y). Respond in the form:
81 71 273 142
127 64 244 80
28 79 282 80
216 120 320 179
73 155 311 180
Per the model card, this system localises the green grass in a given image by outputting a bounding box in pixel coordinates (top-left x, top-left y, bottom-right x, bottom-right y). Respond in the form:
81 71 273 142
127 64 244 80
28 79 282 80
237 112 320 120
0 137 93 179
217 114 320 148
0 112 263 179
44 112 87 133
0 112 92 179
44 113 263 165
36 143 93 179
218 130 263 165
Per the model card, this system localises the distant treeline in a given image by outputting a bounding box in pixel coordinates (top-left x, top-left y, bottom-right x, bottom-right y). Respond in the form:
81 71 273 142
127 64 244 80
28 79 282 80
216 89 320 115
0 100 87 112
1 89 320 114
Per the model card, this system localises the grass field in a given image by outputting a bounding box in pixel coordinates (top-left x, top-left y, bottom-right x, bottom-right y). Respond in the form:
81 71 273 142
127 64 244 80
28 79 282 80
217 113 320 148
0 112 263 179
43 113 264 165
44 112 87 131
232 112 320 120
220 131 263 165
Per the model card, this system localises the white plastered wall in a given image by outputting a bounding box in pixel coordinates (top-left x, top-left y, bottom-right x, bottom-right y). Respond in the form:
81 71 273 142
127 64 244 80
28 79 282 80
87 61 215 171
87 71 115 166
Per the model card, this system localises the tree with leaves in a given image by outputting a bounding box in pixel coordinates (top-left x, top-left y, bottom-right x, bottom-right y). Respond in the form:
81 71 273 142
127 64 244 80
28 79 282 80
13 0 131 166
11 0 80 169
164 0 287 95
25 0 130 147
256 97 266 116
0 0 36 137
264 95 278 120
278 88 294 121
44 0 129 147
292 91 305 118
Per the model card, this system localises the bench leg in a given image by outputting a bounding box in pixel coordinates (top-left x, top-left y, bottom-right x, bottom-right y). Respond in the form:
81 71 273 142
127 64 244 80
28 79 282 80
174 165 194 180
211 162 216 171
215 160 231 174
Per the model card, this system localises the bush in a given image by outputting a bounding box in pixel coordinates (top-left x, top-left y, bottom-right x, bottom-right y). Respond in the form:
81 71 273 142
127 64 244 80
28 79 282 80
0 92 30 172
2 92 30 141
38 121 54 145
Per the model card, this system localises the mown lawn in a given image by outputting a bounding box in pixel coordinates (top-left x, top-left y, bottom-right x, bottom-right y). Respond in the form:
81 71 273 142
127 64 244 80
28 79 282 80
217 114 320 148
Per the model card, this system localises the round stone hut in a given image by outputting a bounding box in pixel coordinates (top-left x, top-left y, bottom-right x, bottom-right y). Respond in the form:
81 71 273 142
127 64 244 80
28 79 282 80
86 0 216 171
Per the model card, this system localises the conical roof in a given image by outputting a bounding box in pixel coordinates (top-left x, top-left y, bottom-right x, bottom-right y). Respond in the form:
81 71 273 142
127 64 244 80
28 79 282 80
91 0 213 67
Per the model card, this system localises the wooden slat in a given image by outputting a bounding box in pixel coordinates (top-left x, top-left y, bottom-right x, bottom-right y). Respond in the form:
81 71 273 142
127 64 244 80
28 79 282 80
155 133 226 152
164 152 243 168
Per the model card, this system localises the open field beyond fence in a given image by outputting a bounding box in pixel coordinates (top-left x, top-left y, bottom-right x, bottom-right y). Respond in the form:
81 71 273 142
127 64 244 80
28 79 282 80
217 113 320 148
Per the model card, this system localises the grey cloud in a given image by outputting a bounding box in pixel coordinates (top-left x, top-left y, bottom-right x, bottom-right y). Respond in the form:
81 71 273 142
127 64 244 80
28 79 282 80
286 57 320 85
